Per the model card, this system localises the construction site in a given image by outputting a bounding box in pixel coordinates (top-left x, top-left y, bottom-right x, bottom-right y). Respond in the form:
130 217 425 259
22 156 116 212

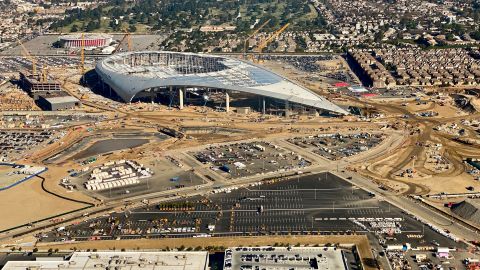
0 24 479 270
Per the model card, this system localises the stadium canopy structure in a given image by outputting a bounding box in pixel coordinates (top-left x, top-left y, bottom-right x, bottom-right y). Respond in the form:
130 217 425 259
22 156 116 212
95 51 348 115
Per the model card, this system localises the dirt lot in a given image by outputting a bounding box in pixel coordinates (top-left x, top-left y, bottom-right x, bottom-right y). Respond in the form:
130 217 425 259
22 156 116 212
0 176 87 231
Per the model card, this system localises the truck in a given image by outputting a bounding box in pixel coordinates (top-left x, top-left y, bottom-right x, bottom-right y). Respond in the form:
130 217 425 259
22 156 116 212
220 165 231 173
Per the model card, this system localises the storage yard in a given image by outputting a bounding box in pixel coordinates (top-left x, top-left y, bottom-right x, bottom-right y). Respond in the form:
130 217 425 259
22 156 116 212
0 130 61 161
0 112 107 129
192 141 311 178
84 160 153 191
68 154 204 200
287 133 384 160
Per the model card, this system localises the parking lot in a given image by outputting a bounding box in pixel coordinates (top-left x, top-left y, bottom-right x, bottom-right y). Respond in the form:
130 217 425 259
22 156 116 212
261 55 335 73
0 130 62 161
0 56 88 74
192 141 311 178
38 172 463 250
0 113 107 129
287 133 384 160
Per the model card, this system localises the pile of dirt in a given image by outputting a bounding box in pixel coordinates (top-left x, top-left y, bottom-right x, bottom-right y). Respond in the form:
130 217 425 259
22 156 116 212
451 199 480 225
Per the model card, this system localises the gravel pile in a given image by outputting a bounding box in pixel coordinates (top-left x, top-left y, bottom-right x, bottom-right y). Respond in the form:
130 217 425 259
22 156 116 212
451 199 480 225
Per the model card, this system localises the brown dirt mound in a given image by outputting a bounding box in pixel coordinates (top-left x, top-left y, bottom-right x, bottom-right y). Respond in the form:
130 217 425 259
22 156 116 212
451 199 480 225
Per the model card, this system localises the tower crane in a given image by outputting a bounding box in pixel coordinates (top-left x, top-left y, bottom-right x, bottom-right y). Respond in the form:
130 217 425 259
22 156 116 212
243 19 271 58
113 30 132 54
80 33 85 75
17 38 37 76
41 67 49 82
254 23 290 62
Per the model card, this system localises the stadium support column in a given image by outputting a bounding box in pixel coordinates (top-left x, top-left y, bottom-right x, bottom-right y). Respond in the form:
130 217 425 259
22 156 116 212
169 86 173 108
179 88 184 109
183 87 187 104
262 97 266 115
225 92 230 112
285 100 290 117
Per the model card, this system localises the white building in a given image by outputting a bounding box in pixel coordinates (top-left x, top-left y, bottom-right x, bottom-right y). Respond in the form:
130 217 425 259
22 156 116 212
3 251 209 270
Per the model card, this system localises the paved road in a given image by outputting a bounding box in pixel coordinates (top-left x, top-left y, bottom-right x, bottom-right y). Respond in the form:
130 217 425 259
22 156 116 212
1 130 478 249
335 170 479 242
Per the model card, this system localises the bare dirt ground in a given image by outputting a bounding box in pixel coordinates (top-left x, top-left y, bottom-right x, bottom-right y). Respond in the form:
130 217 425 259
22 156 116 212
353 95 480 197
0 176 85 231
2 58 480 253
0 99 381 232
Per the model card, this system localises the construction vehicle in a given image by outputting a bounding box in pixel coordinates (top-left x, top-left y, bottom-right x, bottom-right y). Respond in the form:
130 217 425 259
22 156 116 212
113 30 132 54
243 19 271 59
253 23 290 62
17 38 37 75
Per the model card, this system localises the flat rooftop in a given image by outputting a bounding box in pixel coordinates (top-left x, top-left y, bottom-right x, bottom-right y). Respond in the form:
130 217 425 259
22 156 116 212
3 251 209 270
224 246 348 270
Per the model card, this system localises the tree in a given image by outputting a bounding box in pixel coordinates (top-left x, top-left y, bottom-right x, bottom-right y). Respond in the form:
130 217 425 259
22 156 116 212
71 24 79 32
128 24 137 33
85 21 97 32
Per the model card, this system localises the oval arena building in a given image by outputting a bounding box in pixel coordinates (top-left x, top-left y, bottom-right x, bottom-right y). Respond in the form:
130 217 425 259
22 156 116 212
95 51 347 115
59 33 113 49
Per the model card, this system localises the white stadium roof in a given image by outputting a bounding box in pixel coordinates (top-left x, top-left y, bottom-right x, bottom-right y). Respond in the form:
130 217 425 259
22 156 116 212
95 51 348 115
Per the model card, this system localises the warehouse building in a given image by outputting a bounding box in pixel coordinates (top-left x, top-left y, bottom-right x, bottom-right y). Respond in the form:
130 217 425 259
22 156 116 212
3 251 210 270
37 92 81 111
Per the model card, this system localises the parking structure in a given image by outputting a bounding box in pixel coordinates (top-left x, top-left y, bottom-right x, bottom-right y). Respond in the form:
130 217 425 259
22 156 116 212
287 132 384 160
224 246 352 270
192 141 311 179
39 172 464 251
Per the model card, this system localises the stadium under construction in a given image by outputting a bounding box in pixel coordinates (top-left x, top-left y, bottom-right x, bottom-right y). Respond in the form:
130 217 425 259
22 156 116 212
95 51 348 116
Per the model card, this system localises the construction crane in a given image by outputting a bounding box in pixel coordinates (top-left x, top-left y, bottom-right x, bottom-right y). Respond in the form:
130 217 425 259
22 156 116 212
254 23 290 62
113 30 132 54
80 33 85 75
17 38 37 76
41 66 48 82
243 19 271 58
